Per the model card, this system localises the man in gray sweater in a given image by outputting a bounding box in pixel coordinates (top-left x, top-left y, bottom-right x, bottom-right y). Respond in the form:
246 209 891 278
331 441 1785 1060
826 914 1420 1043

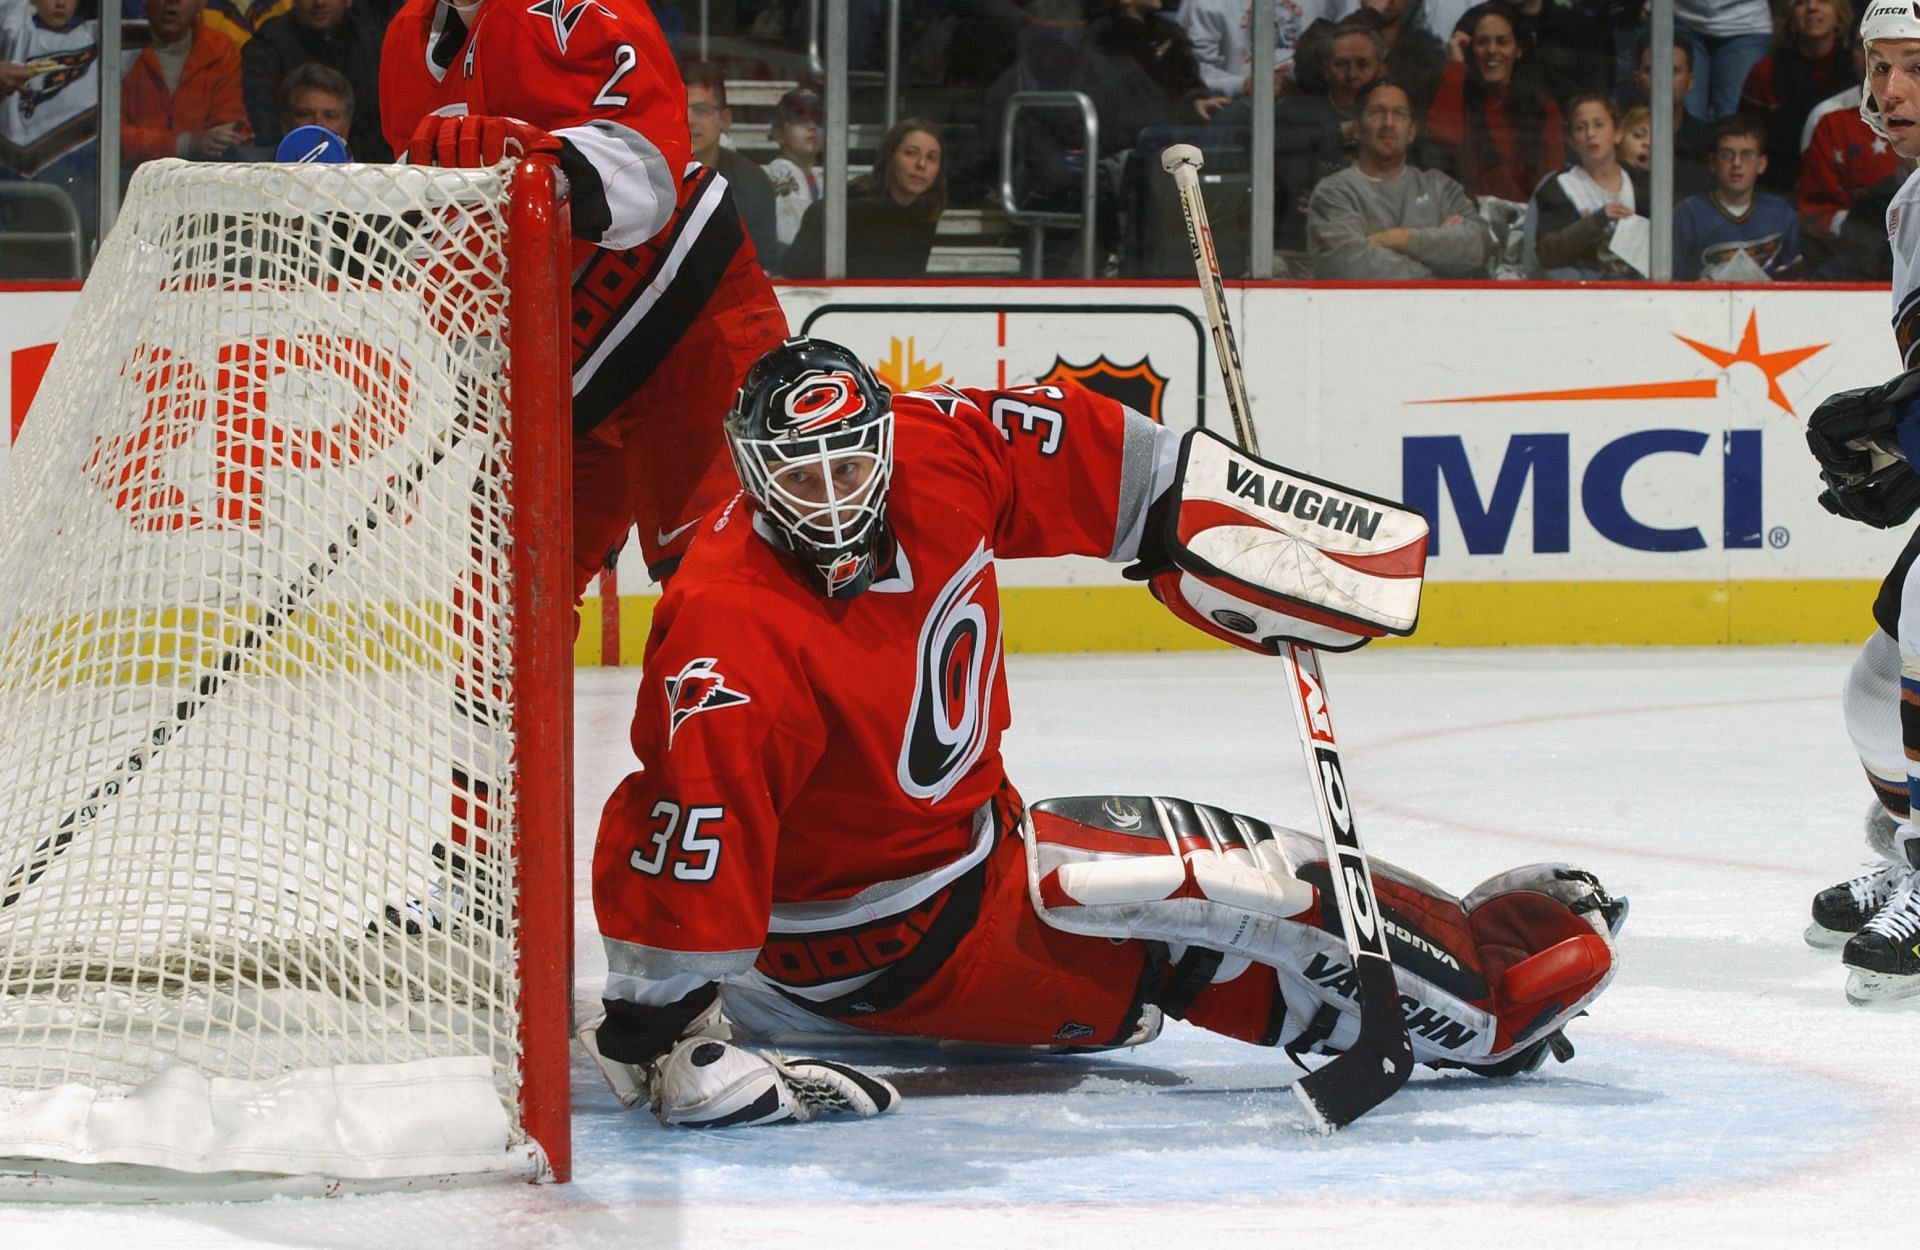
1308 77 1487 279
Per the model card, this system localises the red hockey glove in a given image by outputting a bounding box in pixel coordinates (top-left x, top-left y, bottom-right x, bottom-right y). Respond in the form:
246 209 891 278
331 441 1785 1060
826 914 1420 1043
406 113 561 167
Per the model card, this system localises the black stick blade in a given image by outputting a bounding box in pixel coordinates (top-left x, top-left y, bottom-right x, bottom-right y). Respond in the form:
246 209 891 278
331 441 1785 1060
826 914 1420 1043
1291 957 1414 1134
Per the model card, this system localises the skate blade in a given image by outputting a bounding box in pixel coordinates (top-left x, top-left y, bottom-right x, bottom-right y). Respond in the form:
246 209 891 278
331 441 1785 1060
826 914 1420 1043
1844 968 1920 1008
1804 922 1854 950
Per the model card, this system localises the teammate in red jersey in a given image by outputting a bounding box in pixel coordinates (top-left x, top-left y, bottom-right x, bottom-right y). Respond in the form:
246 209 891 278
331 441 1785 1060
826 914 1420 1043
584 338 1626 1127
380 0 787 586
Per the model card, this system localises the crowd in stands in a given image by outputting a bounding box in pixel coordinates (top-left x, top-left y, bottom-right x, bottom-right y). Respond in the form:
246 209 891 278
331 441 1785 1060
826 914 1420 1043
0 0 1905 282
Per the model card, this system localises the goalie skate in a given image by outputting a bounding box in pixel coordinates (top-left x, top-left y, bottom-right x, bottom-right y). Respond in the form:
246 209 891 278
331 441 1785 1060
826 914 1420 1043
1843 873 1920 1007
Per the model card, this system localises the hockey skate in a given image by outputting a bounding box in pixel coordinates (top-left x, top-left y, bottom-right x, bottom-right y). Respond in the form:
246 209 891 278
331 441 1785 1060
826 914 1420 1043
1805 806 1907 948
1843 870 1920 1007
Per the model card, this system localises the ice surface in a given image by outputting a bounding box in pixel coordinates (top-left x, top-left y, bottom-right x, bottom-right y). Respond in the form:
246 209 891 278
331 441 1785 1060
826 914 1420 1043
2 647 1906 1248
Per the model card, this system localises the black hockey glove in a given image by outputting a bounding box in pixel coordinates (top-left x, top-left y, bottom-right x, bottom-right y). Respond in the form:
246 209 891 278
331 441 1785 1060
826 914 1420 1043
1806 368 1920 529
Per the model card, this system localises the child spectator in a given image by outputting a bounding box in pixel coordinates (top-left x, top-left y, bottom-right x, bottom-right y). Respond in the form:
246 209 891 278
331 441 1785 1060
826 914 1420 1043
682 62 779 271
241 0 389 160
121 0 249 169
1739 0 1855 195
1616 103 1651 171
1525 92 1649 279
1177 0 1340 101
763 86 820 263
1673 113 1801 280
0 0 100 248
1425 1 1563 204
785 117 945 279
1308 77 1487 278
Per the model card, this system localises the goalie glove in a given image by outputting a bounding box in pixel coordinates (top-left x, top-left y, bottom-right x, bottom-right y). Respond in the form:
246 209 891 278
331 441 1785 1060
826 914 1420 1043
580 990 900 1128
650 1038 901 1128
1806 367 1920 529
1130 429 1428 654
406 113 561 168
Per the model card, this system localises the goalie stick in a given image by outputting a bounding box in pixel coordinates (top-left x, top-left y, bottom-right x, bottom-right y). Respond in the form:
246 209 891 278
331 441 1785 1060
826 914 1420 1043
1159 143 1413 1132
1 161 573 915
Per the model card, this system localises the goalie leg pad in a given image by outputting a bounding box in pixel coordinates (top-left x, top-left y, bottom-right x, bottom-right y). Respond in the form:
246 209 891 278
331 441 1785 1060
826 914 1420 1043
1026 798 1626 1070
1145 428 1429 654
651 1038 901 1128
1023 795 1319 971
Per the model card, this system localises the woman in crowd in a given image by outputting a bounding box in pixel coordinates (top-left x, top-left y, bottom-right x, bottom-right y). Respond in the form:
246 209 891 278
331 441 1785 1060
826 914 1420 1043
1739 0 1855 195
784 117 946 279
1425 1 1562 205
1526 93 1650 280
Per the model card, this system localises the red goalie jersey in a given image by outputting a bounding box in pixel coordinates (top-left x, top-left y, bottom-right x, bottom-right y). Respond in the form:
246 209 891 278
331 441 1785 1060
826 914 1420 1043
592 382 1170 1010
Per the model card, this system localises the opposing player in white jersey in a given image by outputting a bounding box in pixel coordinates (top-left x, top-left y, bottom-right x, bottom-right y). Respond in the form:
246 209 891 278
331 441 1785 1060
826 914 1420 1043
1802 2 1920 1005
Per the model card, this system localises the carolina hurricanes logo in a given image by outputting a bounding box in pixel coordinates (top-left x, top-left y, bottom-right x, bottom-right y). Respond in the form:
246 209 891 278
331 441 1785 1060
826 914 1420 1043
781 372 865 434
663 657 750 746
897 544 1001 801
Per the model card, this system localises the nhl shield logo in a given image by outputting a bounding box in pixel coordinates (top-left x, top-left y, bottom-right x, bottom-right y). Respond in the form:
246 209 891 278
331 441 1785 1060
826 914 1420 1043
1038 356 1169 423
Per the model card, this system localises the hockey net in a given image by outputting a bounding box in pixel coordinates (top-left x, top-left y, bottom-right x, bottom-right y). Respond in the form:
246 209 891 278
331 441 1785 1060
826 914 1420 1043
0 158 574 1193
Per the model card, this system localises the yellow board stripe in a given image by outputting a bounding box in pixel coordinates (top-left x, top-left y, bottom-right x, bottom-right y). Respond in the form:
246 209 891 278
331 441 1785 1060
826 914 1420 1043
571 579 1884 664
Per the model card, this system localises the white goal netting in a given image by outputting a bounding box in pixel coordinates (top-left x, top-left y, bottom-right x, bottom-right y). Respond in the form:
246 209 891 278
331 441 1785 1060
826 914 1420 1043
0 159 565 1189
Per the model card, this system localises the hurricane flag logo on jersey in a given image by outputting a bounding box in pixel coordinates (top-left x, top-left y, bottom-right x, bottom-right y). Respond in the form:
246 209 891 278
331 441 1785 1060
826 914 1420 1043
663 657 751 745
897 543 1001 802
780 372 866 435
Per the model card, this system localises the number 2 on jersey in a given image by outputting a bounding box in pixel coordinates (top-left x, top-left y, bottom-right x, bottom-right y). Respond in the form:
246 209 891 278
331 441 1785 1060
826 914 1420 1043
594 44 639 107
630 799 723 880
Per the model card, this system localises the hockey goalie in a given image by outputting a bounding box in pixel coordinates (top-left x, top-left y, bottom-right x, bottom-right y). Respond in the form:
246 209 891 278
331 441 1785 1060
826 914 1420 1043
583 338 1625 1127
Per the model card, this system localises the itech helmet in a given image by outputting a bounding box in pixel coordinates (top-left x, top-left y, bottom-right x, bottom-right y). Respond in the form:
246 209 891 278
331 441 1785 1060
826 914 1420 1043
1860 1 1920 141
725 337 895 598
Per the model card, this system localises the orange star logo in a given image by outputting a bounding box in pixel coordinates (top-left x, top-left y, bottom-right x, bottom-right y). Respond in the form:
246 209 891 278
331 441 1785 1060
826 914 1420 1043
1410 311 1827 416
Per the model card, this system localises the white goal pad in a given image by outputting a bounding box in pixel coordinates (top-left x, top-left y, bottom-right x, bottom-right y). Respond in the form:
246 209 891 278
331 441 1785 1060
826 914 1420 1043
0 158 575 1193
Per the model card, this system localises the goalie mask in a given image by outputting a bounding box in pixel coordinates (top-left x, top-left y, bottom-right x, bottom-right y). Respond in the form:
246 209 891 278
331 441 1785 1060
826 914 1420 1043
726 338 895 598
1859 2 1920 141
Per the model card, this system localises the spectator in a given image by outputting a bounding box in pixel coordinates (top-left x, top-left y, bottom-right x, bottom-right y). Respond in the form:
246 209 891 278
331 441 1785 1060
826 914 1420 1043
1628 30 1715 201
1273 19 1384 252
121 0 248 170
1525 92 1649 279
201 0 292 48
242 0 390 161
1069 0 1216 151
1458 0 1613 105
1797 70 1900 280
1308 77 1487 278
682 62 778 268
785 117 945 279
1674 0 1774 121
1617 102 1650 171
1426 1 1563 204
1177 0 1340 102
1352 0 1444 109
0 0 100 248
763 86 820 263
279 59 349 145
1739 0 1855 196
1673 112 1800 280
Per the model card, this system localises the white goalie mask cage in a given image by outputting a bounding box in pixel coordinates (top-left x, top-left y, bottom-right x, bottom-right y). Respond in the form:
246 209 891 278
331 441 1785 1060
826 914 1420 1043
726 339 895 598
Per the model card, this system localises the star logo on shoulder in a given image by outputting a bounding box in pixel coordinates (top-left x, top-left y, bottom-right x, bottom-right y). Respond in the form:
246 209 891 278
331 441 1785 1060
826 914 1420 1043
664 657 751 745
526 0 613 53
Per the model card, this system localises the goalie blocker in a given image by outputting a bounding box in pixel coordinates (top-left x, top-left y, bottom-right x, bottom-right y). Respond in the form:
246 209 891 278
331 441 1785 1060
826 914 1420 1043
1024 795 1624 1073
1133 429 1429 654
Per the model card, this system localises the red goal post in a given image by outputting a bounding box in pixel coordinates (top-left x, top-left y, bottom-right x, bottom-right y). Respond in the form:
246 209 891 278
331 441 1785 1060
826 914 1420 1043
0 155 574 1194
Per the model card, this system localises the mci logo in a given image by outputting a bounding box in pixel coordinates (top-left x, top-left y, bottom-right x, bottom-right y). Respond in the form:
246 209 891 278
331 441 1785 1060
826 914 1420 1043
1403 429 1765 555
